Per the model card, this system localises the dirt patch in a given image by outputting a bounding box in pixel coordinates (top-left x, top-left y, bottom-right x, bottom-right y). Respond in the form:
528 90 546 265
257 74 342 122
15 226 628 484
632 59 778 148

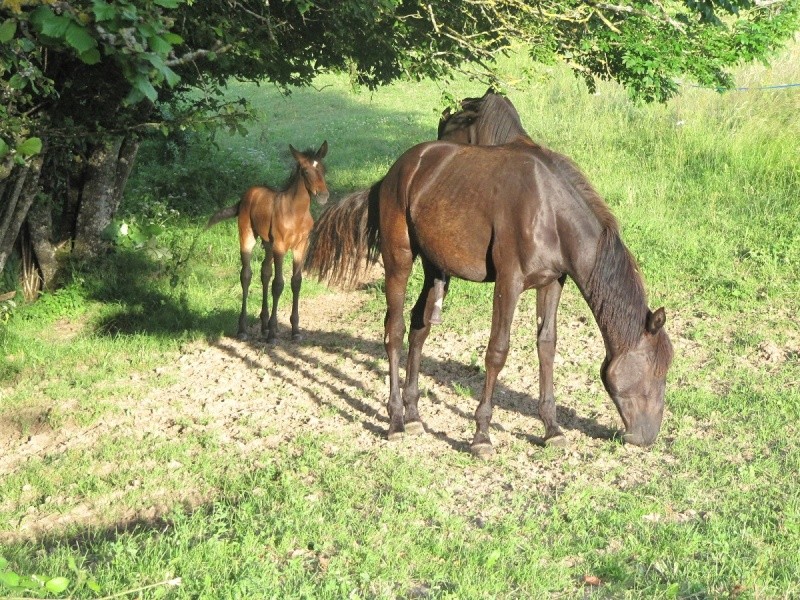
0 273 707 542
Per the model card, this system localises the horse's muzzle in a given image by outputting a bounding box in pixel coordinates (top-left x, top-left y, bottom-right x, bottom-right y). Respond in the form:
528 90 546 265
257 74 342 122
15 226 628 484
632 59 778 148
315 190 330 205
622 419 661 447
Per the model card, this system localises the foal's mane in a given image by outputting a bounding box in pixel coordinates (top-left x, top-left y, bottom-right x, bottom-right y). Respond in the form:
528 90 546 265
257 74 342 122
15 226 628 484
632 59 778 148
549 149 669 369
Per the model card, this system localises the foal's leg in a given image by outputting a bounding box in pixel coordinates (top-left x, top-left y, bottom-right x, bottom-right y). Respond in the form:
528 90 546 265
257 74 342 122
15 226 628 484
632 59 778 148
537 276 568 446
237 237 257 339
258 241 274 338
289 245 306 341
265 248 284 342
471 277 522 459
403 259 448 434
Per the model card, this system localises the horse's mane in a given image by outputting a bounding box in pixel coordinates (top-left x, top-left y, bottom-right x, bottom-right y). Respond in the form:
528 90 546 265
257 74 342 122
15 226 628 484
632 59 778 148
438 88 528 145
548 149 671 372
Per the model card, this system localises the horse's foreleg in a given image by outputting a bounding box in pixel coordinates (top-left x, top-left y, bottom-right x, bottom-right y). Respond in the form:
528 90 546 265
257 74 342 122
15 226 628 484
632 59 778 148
537 276 567 446
238 250 253 339
258 242 274 340
289 248 305 341
266 248 283 342
403 261 448 435
471 278 522 459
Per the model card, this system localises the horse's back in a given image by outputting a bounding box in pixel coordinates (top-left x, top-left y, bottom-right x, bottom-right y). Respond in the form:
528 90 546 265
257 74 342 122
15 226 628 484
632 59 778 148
382 139 583 286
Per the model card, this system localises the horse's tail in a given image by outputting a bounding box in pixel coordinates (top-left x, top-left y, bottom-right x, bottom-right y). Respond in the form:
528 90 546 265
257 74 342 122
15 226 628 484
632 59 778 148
206 203 240 229
305 180 382 288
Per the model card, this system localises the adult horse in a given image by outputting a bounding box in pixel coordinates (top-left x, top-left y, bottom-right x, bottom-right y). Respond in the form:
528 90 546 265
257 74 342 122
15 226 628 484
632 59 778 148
208 141 329 342
306 104 673 458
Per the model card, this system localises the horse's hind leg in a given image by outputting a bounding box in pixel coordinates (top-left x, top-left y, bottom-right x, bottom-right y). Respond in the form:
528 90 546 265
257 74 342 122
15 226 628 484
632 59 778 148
429 274 448 325
537 276 568 446
403 259 449 435
237 234 258 339
471 277 522 459
259 241 275 341
383 247 414 441
237 251 253 338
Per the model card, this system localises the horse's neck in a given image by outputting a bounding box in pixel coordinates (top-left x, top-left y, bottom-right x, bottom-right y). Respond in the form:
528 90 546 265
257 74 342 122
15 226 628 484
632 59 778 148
569 226 649 356
281 177 311 214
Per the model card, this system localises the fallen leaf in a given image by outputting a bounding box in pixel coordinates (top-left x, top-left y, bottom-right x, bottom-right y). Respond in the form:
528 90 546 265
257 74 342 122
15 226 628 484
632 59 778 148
583 574 602 586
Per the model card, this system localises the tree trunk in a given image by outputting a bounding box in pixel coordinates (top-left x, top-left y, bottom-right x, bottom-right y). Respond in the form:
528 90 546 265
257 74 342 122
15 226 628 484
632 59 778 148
0 153 46 282
1 134 140 292
26 191 59 290
73 137 125 259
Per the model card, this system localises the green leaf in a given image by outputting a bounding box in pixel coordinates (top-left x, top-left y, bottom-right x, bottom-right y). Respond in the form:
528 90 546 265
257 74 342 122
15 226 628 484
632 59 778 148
162 64 180 87
31 7 71 39
0 19 17 43
133 76 158 102
16 137 42 157
92 0 116 21
0 557 7 570
87 578 102 592
8 74 26 89
45 576 70 594
65 22 97 54
80 48 101 65
148 34 172 55
0 570 20 588
154 0 180 7
0 139 9 158
162 32 184 45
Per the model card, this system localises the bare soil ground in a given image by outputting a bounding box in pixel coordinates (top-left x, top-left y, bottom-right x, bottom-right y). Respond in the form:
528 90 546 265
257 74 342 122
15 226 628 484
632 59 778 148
3 269 789 544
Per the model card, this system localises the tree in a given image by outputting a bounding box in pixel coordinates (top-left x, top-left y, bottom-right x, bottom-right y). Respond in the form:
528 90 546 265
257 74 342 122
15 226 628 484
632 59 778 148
1 0 798 297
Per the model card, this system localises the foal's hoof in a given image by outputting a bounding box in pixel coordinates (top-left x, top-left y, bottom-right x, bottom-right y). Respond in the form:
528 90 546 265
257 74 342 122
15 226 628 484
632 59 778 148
291 333 304 342
470 443 494 460
544 434 569 448
404 421 425 436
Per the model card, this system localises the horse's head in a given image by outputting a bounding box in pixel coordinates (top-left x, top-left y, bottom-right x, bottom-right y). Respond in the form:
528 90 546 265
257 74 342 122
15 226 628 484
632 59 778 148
601 307 673 447
290 141 330 205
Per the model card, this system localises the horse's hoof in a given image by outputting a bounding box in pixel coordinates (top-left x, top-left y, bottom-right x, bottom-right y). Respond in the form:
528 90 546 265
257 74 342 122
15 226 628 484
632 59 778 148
404 421 425 436
387 429 404 442
622 433 651 447
291 333 303 342
544 434 568 448
470 443 494 460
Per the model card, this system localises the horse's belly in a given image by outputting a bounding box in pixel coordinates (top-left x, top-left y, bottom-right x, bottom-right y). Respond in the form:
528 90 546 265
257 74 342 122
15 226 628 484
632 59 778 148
413 218 494 282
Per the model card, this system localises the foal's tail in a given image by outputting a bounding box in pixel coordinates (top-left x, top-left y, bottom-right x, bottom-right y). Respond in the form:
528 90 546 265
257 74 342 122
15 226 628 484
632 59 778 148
305 181 382 288
206 203 240 229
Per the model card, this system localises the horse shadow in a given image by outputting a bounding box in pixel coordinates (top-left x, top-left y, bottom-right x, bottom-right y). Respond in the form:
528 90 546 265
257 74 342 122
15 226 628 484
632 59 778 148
219 322 618 452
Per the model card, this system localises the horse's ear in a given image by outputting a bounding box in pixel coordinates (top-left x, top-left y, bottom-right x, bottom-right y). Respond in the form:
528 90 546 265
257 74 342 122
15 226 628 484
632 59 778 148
289 144 302 162
646 307 667 334
316 140 328 159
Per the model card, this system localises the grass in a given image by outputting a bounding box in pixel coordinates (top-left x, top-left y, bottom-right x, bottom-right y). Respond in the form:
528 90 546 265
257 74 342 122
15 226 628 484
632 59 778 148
2 40 800 598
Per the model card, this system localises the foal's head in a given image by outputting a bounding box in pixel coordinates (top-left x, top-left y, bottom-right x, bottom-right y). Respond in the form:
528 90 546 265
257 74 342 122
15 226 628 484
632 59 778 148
290 141 330 205
601 307 674 447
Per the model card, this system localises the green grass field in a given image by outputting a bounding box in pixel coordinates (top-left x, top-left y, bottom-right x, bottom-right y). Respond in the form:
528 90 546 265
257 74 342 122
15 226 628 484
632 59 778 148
1 42 799 599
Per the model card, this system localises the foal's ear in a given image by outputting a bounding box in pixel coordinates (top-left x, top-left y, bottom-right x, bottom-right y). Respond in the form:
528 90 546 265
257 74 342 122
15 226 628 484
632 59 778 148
646 307 667 334
289 144 302 162
316 140 328 159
